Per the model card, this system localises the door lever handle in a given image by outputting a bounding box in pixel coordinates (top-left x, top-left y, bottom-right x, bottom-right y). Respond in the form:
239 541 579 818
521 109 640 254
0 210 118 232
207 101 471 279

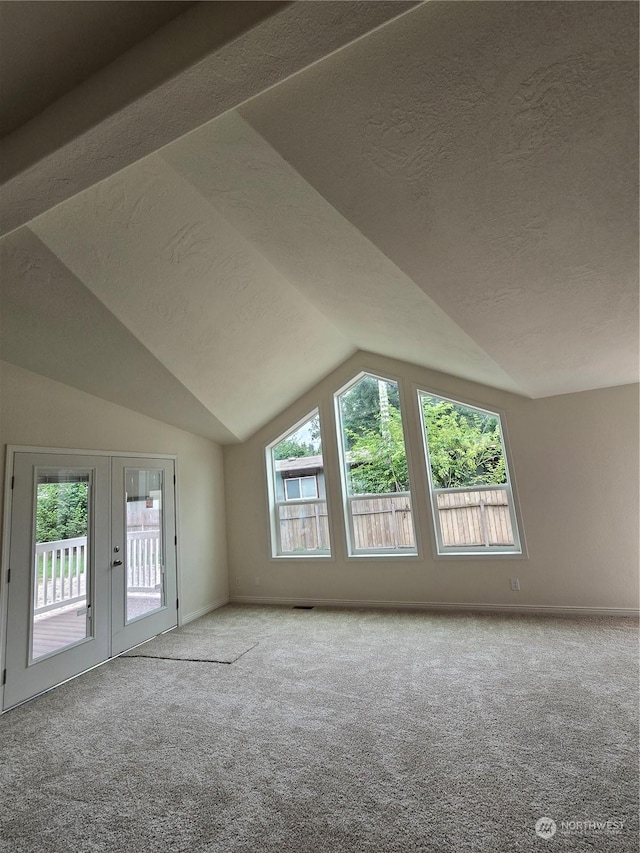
112 560 123 566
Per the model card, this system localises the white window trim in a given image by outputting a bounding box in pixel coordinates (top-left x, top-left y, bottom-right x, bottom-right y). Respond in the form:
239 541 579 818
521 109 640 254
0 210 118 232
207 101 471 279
417 389 525 558
265 409 332 559
334 371 418 558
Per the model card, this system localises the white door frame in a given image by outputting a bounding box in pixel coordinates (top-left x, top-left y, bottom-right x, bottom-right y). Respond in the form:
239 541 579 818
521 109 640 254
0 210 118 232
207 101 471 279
0 445 181 713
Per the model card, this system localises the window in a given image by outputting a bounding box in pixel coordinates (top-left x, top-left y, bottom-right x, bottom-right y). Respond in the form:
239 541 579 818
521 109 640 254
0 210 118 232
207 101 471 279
336 373 417 556
284 476 318 501
418 391 523 555
267 411 330 557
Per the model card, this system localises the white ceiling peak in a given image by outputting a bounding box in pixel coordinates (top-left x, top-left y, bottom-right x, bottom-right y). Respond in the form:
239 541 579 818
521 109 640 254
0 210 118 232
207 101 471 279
0 1 637 443
162 112 520 395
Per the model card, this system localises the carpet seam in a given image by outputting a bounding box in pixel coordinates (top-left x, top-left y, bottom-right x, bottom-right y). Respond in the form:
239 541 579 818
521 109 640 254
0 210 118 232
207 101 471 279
121 641 259 665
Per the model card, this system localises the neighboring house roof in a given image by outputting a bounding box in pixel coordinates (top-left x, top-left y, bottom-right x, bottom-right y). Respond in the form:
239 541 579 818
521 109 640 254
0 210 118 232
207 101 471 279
275 456 324 475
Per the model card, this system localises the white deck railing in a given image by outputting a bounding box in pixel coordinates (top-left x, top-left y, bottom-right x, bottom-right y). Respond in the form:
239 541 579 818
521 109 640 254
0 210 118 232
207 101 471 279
34 532 162 614
34 536 87 614
126 530 162 591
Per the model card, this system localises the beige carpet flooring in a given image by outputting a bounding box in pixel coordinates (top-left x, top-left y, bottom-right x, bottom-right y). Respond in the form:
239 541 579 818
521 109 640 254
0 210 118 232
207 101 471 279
0 604 637 852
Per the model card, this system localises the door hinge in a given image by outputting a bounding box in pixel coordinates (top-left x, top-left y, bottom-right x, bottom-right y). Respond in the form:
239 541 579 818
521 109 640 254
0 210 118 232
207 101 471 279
174 535 177 546
2 669 6 686
6 568 10 583
11 476 14 490
176 598 179 611
173 474 176 485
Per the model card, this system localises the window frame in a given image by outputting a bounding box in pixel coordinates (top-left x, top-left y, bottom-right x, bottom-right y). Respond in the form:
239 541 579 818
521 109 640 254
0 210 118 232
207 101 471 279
334 371 419 558
417 388 525 558
266 409 332 559
284 475 319 502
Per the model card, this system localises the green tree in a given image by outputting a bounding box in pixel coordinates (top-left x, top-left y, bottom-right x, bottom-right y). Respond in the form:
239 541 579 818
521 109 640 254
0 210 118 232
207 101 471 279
343 390 507 495
421 397 506 488
340 375 400 440
273 438 316 460
36 482 88 543
273 415 321 460
347 405 409 494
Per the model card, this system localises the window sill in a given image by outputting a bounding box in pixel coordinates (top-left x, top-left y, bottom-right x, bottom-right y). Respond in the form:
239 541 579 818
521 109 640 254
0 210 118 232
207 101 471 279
347 550 420 559
433 549 527 560
270 552 333 561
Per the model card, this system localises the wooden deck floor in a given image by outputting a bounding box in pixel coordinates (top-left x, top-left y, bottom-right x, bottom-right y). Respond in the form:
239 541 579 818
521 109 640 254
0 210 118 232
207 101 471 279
32 608 88 659
32 594 162 659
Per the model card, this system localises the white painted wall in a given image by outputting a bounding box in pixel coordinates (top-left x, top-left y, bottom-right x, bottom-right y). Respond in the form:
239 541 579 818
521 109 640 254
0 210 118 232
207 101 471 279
225 353 639 614
2 354 636 618
0 361 228 621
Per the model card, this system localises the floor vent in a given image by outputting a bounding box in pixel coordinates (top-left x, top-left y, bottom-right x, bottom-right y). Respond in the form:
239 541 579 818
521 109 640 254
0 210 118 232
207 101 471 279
293 606 314 610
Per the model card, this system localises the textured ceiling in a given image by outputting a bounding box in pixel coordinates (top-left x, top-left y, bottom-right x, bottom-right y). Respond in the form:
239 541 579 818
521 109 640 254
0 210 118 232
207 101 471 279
0 1 197 137
241 0 639 399
0 1 637 443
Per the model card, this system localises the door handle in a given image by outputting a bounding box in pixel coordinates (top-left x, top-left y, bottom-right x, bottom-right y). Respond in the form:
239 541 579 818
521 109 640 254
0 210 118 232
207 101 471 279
112 560 123 566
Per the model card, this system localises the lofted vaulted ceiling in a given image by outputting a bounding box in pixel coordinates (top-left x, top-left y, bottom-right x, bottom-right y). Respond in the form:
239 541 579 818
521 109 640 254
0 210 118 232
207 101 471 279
1 1 637 443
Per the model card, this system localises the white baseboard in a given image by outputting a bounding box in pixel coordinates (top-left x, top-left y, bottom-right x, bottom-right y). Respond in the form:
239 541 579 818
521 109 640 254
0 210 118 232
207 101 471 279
229 595 639 618
180 596 229 626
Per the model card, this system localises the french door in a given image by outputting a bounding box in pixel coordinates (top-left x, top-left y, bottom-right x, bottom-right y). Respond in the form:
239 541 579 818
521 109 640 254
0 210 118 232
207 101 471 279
2 451 177 711
111 458 176 655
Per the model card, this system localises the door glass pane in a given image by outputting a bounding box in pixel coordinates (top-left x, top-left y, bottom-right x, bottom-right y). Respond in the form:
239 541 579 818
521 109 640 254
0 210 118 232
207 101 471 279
125 469 164 622
32 472 91 661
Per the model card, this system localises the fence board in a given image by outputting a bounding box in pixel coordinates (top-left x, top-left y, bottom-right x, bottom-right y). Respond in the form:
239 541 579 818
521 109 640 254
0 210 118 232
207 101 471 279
436 490 514 546
277 489 514 552
350 496 415 550
278 502 329 552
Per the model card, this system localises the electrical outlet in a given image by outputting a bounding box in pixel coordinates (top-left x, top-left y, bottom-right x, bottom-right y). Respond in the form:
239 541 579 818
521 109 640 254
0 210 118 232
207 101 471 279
234 576 241 587
510 578 520 591
254 575 261 587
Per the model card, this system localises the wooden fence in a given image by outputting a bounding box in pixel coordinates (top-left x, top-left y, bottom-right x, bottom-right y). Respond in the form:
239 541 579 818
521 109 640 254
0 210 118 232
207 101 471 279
278 502 330 552
435 489 514 547
277 488 514 552
350 495 414 550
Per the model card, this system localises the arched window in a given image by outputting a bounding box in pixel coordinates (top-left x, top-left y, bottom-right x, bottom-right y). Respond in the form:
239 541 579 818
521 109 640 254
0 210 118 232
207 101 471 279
335 373 417 556
418 391 523 555
266 411 331 557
